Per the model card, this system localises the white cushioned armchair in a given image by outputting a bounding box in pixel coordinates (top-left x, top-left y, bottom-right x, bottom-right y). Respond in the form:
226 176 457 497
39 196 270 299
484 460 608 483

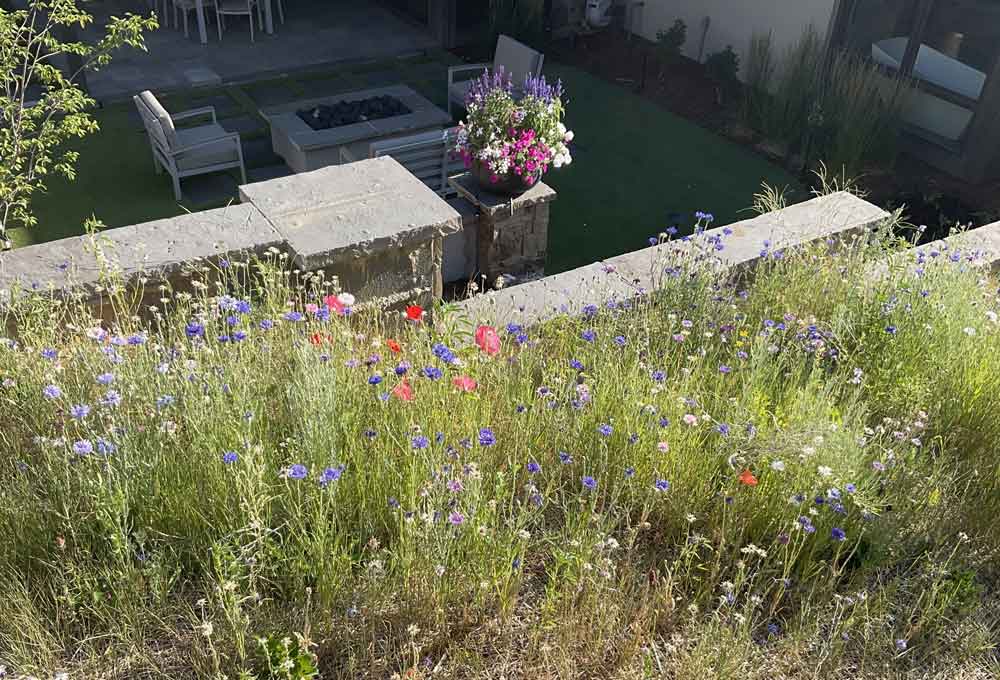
133 90 247 201
447 34 544 117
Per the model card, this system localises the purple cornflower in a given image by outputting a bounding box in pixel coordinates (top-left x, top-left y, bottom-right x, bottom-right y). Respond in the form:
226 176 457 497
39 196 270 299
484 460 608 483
222 451 238 464
412 435 430 450
613 335 627 347
432 343 458 364
651 370 666 382
43 384 61 399
559 451 573 464
156 395 175 409
283 311 304 322
526 460 541 474
719 364 732 374
286 464 308 480
654 479 671 492
185 321 205 338
101 390 121 407
831 527 847 541
895 639 908 652
581 475 597 489
69 404 90 420
73 439 93 455
96 373 115 385
580 329 596 343
478 427 496 447
569 358 584 370
422 366 443 380
448 511 465 525
368 374 383 386
41 348 57 360
447 478 463 493
597 423 613 437
318 465 344 487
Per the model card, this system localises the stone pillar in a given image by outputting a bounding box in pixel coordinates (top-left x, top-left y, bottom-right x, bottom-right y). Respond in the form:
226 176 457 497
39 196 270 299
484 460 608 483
240 157 462 310
449 173 556 286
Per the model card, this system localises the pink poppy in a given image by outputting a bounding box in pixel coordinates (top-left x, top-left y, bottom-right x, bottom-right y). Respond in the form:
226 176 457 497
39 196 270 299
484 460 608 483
392 380 413 402
324 295 346 316
452 375 478 392
475 325 501 356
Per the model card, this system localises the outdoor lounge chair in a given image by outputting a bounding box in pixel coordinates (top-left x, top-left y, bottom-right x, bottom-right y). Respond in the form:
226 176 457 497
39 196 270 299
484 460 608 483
339 127 464 198
133 90 247 201
447 34 544 117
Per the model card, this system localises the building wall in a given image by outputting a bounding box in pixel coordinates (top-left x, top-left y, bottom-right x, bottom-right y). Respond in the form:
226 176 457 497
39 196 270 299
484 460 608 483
634 0 840 72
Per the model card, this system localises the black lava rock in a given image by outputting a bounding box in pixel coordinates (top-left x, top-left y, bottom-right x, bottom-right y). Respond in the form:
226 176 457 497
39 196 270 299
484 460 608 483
297 95 411 131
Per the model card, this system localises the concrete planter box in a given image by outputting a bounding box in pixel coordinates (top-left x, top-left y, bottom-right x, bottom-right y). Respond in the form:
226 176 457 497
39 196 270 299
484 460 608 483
262 85 452 173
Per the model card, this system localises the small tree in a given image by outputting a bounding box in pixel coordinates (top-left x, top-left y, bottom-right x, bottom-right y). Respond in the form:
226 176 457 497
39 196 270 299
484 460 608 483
0 0 156 250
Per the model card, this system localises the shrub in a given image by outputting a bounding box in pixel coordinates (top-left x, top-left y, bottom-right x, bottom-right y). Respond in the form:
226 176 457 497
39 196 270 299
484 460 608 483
655 19 687 62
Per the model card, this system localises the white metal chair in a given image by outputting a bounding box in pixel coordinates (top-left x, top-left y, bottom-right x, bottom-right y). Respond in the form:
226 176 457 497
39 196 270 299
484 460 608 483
133 90 247 201
214 0 262 41
339 127 464 198
447 34 544 116
172 0 199 38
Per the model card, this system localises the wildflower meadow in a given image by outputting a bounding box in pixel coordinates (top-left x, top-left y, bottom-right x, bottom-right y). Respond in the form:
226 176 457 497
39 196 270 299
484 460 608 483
1 214 998 679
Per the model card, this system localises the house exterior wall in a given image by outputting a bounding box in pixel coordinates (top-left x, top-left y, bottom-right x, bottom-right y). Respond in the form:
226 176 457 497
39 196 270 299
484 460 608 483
635 0 840 73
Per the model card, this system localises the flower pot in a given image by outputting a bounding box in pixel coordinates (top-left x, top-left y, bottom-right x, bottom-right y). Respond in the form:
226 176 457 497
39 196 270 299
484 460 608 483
471 159 539 196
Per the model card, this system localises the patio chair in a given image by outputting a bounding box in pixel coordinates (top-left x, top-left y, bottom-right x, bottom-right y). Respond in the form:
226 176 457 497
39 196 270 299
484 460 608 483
447 34 544 117
133 90 247 201
172 0 199 38
214 0 263 42
339 127 464 198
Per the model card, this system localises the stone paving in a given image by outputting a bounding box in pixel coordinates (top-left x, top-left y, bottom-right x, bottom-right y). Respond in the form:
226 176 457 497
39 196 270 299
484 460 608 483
82 0 439 103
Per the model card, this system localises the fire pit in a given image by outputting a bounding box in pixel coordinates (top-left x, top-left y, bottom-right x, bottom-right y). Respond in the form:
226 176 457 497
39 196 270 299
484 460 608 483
263 85 453 174
297 95 412 131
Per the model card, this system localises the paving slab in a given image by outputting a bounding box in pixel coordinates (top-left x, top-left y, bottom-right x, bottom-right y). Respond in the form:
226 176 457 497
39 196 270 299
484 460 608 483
182 173 240 206
220 114 267 136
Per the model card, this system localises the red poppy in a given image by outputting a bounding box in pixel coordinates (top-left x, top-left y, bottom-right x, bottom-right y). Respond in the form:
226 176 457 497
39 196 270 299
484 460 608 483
406 305 424 321
452 375 478 392
392 379 413 402
387 338 402 354
739 469 758 486
475 325 501 356
309 332 325 346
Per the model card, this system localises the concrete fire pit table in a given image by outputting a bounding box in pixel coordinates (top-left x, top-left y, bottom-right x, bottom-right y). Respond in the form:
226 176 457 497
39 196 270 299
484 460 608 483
262 85 453 174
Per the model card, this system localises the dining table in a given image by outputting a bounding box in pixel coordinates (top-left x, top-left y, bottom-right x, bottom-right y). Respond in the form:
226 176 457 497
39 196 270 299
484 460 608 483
191 0 274 44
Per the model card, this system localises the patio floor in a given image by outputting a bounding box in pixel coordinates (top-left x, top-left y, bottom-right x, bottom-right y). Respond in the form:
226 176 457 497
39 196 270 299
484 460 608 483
83 0 438 102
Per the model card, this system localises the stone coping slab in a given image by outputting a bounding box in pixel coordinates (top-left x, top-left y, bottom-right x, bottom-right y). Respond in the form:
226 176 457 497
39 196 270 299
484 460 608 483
239 156 462 270
455 191 889 327
0 204 282 301
449 174 556 217
872 220 1000 278
262 84 452 152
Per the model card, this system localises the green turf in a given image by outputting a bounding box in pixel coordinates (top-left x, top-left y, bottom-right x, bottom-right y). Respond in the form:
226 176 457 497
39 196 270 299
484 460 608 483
10 59 801 273
541 64 802 272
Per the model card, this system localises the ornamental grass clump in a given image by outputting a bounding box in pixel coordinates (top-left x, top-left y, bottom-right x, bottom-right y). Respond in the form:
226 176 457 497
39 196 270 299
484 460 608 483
0 217 999 678
455 68 573 187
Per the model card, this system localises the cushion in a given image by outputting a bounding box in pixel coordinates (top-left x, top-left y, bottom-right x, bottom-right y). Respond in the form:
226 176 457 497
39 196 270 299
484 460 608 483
174 124 240 171
494 34 542 86
138 90 177 148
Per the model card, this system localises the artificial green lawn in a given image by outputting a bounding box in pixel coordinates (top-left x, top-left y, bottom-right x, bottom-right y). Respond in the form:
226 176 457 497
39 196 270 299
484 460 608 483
12 60 801 273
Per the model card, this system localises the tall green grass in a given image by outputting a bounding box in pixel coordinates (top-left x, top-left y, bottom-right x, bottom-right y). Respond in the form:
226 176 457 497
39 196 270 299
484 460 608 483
0 224 998 678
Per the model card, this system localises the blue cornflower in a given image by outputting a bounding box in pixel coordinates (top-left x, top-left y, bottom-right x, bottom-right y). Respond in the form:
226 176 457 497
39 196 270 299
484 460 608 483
43 384 61 399
127 333 146 345
716 423 730 437
233 331 247 342
96 438 115 455
582 304 598 318
283 311 304 322
185 321 205 338
363 428 378 439
286 464 308 480
613 335 627 347
581 475 597 489
41 348 57 360
368 374 383 386
569 358 584 370
655 479 671 492
235 300 251 314
432 343 458 364
580 329 596 343
395 362 410 376
515 332 529 345
96 373 115 385
101 390 121 407
885 325 898 335
559 451 573 464
73 439 93 455
226 315 239 326
598 423 613 437
624 466 636 478
156 395 175 409
422 366 443 380
651 370 666 382
506 323 523 334
719 364 732 374
526 460 541 474
318 465 344 487
70 404 90 420
827 487 842 500
831 527 847 541
895 639 907 652
478 427 496 447
412 435 430 450
845 483 857 494
659 417 670 427
259 319 274 330
222 451 238 464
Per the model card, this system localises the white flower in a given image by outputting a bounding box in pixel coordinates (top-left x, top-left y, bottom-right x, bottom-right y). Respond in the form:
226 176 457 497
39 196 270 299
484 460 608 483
818 465 833 477
963 326 976 336
564 130 574 142
337 292 356 306
770 460 786 472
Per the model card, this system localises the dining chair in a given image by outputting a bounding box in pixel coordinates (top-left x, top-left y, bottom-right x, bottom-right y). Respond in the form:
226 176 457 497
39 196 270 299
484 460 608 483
172 0 199 38
214 0 263 41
